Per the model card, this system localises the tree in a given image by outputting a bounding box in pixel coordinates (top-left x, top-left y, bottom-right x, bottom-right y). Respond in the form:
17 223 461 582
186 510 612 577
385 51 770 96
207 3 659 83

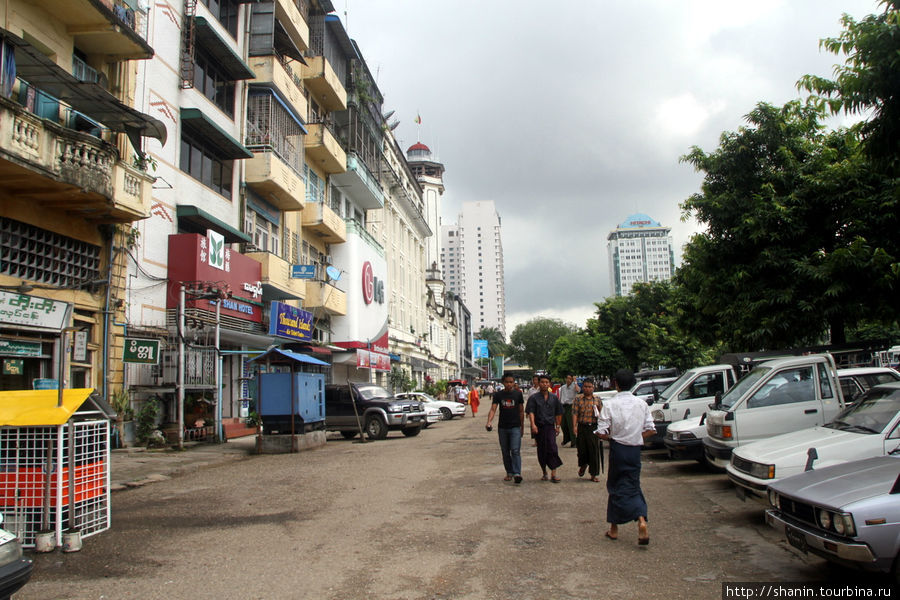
798 1 900 174
678 101 898 349
509 318 577 372
546 332 625 380
474 326 509 358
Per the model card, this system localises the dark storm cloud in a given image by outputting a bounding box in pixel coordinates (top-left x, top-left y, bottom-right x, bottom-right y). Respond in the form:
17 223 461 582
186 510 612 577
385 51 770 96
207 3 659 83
343 0 880 331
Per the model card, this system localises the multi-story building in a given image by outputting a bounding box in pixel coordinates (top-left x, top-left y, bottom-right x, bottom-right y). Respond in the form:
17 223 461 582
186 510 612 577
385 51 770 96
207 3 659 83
0 0 162 400
441 200 507 339
607 213 675 297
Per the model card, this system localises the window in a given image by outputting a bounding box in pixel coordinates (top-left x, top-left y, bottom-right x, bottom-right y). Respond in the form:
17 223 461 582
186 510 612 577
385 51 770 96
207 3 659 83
180 130 234 198
193 46 236 117
201 0 239 37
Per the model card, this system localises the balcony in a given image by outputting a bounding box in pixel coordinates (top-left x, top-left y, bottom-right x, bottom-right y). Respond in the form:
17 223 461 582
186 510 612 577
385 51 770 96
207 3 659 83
0 96 154 223
30 0 153 59
304 281 346 316
275 0 310 54
245 251 305 300
302 202 346 244
332 153 384 210
301 56 347 112
304 122 346 175
244 152 305 211
247 55 309 121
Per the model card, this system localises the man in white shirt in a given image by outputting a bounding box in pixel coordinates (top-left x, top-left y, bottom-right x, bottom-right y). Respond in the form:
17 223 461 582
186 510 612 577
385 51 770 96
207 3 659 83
557 374 580 448
594 368 655 545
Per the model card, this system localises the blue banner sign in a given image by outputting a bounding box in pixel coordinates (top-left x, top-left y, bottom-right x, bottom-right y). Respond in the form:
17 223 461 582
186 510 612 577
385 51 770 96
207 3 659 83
473 339 489 359
33 378 59 390
291 265 316 279
269 301 314 341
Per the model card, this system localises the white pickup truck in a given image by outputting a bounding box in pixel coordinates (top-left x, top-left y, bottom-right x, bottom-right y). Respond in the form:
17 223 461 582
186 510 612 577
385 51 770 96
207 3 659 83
650 364 738 447
703 354 845 470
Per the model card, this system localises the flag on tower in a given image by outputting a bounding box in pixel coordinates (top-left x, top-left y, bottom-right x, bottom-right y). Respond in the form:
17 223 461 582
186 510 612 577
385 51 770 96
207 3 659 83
414 114 422 124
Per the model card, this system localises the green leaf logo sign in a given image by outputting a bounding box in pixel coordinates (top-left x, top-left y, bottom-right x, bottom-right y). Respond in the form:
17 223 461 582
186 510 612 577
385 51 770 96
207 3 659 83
207 230 225 270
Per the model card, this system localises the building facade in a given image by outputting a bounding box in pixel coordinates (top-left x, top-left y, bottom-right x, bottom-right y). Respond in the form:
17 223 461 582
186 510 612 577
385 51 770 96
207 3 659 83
607 213 675 297
441 200 507 339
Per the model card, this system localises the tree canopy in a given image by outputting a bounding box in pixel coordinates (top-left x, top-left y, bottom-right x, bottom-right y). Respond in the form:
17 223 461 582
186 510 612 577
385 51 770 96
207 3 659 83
509 318 577 372
546 332 625 380
678 101 898 349
474 326 509 358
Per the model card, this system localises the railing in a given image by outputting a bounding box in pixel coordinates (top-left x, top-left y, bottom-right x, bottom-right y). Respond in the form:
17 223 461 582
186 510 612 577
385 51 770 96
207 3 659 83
245 93 305 175
72 55 99 83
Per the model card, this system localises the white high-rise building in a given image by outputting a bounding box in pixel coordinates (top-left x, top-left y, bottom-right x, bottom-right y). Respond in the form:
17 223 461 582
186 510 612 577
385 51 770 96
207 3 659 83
607 213 675 297
441 201 507 339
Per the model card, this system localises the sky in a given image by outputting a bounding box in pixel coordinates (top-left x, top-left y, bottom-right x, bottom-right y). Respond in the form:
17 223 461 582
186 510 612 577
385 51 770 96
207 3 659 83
338 0 881 337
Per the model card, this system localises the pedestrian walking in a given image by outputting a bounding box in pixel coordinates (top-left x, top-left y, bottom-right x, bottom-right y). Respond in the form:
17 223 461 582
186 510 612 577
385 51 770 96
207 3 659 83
485 374 525 483
594 368 655 545
558 374 580 447
573 378 603 481
468 386 480 417
525 374 563 482
456 385 468 405
527 374 540 446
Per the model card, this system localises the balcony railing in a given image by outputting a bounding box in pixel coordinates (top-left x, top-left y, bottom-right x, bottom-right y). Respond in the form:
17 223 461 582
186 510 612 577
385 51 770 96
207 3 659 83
245 93 305 175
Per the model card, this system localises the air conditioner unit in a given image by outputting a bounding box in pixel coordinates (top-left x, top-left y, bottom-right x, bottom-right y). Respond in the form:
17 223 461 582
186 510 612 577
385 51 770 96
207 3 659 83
325 255 333 264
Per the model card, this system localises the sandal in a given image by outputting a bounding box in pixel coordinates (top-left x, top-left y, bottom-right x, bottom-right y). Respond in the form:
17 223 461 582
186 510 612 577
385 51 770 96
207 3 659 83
590 476 600 482
638 522 650 545
604 531 618 541
541 474 549 481
503 475 512 481
550 476 561 483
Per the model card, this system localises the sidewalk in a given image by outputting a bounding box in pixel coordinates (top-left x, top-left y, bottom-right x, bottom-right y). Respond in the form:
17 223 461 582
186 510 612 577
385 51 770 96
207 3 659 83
108 436 257 492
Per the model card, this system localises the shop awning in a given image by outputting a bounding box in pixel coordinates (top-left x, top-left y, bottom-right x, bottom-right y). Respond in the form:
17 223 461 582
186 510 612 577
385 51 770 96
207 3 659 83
2 28 167 147
181 108 253 160
176 204 251 243
193 17 256 81
249 348 330 367
0 388 95 426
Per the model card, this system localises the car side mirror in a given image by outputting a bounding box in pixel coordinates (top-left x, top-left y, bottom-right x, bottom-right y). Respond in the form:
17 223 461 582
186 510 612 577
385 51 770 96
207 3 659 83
713 391 722 409
652 389 660 403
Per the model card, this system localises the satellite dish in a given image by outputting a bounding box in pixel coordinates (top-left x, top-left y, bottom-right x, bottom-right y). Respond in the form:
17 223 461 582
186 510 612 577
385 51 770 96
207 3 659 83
383 109 396 120
326 266 342 281
389 120 400 131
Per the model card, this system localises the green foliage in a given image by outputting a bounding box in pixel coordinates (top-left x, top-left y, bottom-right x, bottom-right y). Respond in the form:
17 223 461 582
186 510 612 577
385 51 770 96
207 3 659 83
475 327 509 358
797 1 900 174
389 366 415 393
677 101 899 350
509 318 577 372
135 397 160 444
246 411 261 427
422 379 449 399
546 332 625 380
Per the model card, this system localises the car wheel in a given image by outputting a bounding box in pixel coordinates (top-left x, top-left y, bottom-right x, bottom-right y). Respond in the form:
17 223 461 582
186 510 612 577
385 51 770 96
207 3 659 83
365 416 388 440
440 407 452 420
402 426 421 437
340 431 357 440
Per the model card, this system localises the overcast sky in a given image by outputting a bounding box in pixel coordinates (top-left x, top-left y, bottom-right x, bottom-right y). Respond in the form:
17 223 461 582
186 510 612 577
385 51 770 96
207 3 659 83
340 0 880 337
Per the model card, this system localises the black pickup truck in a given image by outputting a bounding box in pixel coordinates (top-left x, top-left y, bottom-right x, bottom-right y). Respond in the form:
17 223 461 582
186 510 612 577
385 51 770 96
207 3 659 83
325 383 426 440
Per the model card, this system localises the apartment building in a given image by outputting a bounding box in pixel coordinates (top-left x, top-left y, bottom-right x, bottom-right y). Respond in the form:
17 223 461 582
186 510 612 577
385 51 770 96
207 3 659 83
607 213 675 297
0 0 162 400
441 200 507 339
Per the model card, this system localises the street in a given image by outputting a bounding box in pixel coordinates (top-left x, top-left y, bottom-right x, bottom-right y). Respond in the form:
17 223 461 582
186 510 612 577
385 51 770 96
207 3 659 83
18 416 875 600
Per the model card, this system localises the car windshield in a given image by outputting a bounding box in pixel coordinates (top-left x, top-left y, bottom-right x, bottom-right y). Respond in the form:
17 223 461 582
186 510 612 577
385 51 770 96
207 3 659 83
826 387 900 434
720 367 770 411
658 371 697 402
356 385 393 400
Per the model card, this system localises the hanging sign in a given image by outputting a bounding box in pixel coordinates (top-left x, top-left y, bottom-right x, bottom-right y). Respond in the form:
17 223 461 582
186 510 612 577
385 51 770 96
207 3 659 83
123 338 161 364
2 359 23 375
0 292 70 331
0 339 42 357
268 302 313 341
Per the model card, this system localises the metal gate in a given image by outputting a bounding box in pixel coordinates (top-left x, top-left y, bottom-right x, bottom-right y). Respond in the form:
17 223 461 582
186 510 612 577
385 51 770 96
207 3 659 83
0 420 110 547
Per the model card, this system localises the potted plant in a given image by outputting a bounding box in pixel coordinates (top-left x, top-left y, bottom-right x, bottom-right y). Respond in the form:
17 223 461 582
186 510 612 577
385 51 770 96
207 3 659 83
110 388 134 447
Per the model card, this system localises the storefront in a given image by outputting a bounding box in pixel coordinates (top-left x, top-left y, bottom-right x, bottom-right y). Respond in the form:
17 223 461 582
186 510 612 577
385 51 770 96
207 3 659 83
0 292 73 392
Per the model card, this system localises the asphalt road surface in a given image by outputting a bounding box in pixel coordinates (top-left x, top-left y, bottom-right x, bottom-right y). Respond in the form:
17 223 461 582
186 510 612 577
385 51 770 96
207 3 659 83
18 415 879 599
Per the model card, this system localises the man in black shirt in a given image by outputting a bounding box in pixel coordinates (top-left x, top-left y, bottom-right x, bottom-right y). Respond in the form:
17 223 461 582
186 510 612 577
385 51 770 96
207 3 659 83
486 374 525 483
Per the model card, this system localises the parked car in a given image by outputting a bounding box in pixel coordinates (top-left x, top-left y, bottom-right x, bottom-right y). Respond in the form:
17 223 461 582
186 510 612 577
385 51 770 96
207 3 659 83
729 382 900 500
0 514 32 600
766 455 900 580
704 354 845 469
649 364 738 443
630 377 677 405
664 414 710 463
396 391 466 421
837 367 900 405
325 383 426 440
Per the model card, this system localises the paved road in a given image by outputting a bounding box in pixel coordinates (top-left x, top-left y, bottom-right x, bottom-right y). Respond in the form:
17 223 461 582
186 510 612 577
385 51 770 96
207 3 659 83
18 416 875 599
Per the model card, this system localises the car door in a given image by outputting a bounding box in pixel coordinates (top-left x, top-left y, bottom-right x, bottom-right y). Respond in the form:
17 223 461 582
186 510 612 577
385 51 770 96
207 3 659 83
674 371 728 421
732 365 825 445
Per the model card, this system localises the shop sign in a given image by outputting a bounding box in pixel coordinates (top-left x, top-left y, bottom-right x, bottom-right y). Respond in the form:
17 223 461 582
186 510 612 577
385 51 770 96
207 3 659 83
291 265 316 279
0 339 42 357
356 349 390 372
73 331 88 362
0 291 69 331
33 378 59 390
2 359 23 375
123 338 161 365
361 261 384 305
473 339 489 359
268 302 313 341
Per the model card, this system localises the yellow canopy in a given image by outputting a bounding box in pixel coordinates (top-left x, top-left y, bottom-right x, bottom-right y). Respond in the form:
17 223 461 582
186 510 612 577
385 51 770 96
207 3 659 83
0 389 95 426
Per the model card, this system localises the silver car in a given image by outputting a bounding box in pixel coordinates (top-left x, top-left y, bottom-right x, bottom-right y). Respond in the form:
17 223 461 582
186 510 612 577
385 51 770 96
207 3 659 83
765 455 900 579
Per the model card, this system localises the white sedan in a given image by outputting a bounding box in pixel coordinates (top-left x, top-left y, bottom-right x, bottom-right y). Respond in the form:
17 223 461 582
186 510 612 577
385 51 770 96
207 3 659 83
396 392 467 421
727 381 900 501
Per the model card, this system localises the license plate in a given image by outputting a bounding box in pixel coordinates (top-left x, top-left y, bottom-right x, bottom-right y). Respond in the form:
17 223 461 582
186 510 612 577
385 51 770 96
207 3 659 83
410 416 420 422
785 525 808 554
734 486 747 501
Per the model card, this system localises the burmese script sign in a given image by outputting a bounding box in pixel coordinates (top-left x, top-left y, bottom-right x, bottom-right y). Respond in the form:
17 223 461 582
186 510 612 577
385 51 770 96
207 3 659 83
268 301 313 341
0 291 69 331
